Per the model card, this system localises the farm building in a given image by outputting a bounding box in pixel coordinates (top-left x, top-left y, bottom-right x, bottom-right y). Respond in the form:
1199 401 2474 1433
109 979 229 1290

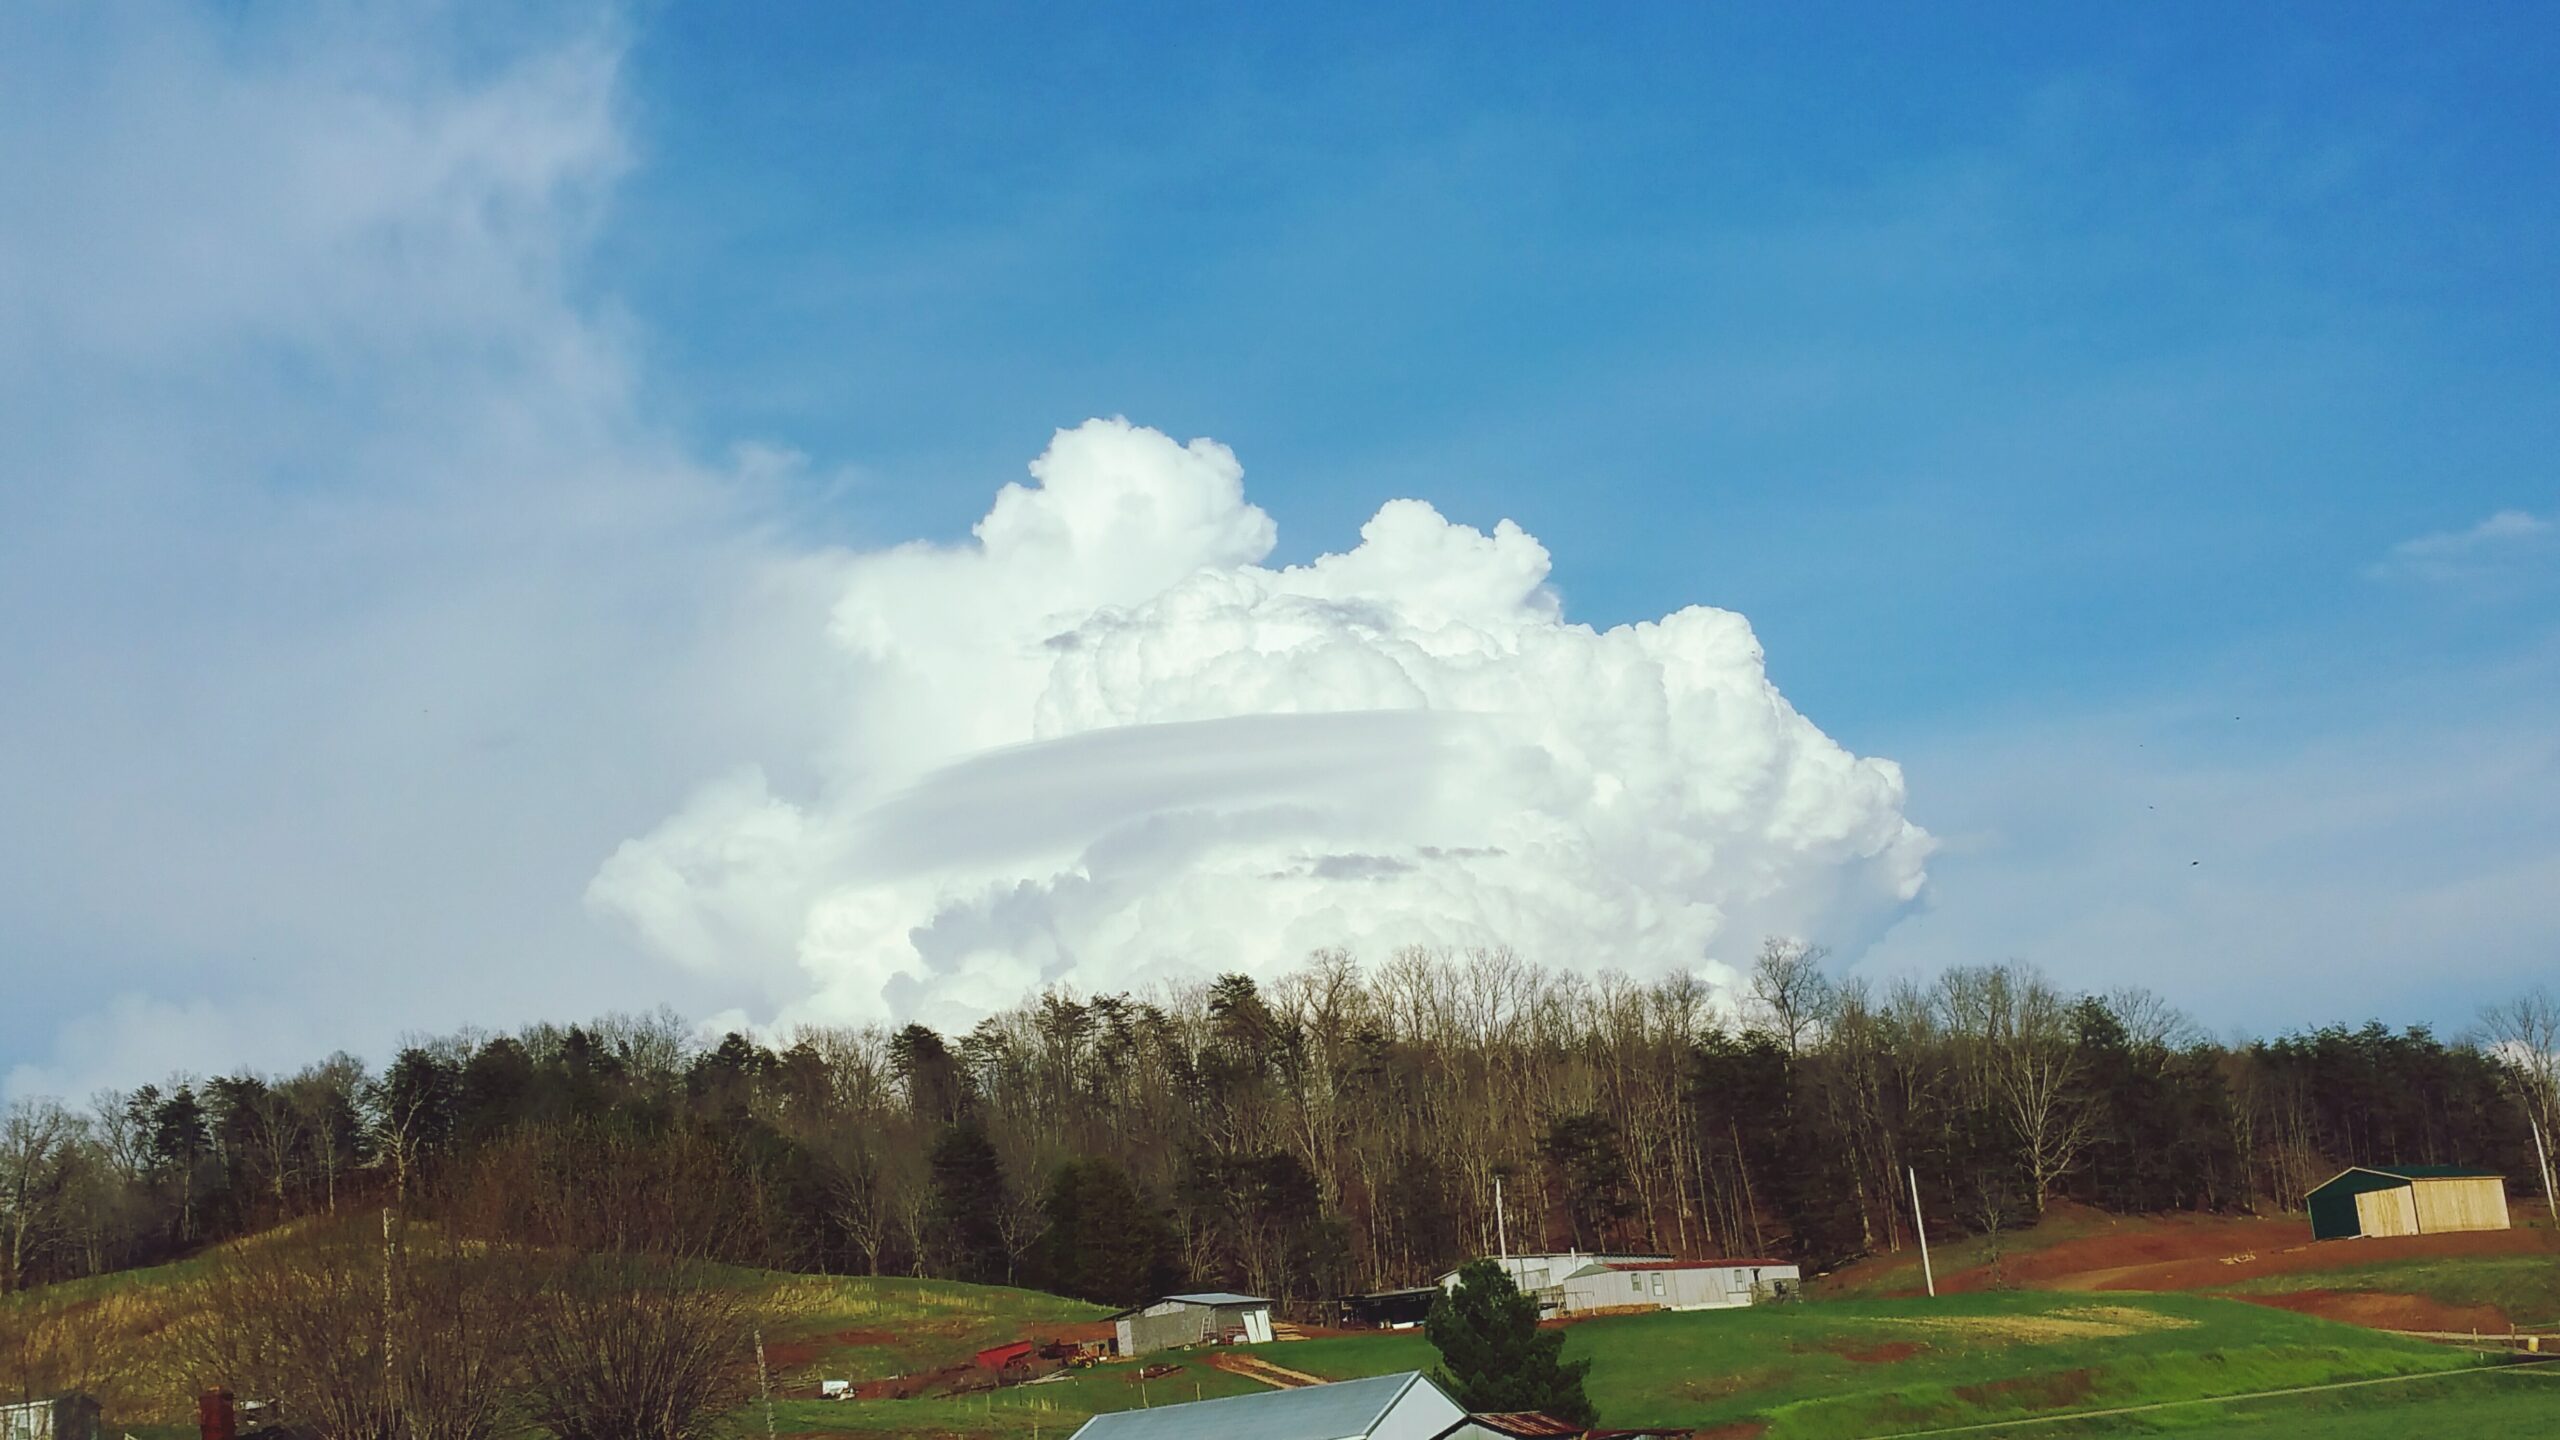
1066 1370 1686 1440
2308 1166 2510 1240
1435 1253 1671 1317
0 1395 102 1440
1109 1291 1275 1355
1069 1370 1458 1440
1556 1258 1801 1314
1338 1285 1444 1328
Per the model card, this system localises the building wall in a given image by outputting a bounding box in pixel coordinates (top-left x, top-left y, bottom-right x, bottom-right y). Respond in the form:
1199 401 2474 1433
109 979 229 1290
2409 1177 2509 1233
1119 1303 1209 1355
2353 1186 2420 1238
1370 1379 1467 1440
1114 1300 1274 1355
1559 1263 1802 1314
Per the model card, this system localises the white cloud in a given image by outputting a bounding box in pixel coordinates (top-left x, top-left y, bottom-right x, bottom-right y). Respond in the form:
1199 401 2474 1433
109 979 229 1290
2369 508 2555 586
0 6 843 1100
591 419 1934 1030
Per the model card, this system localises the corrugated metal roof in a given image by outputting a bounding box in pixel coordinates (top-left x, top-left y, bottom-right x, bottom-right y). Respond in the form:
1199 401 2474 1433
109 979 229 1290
1466 1411 1584 1436
2309 1165 2503 1196
1602 1258 1794 1272
1068 1371 1421 1440
1161 1291 1272 1306
2372 1165 2502 1180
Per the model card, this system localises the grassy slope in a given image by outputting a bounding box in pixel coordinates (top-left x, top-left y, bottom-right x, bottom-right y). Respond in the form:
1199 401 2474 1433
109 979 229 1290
1984 1366 2560 1438
762 1292 2487 1439
755 1270 1108 1380
1559 1293 2476 1438
17 1236 2536 1438
2220 1256 2560 1330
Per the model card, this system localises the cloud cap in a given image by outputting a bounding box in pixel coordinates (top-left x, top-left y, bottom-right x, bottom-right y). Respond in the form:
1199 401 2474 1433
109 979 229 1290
590 418 1933 1028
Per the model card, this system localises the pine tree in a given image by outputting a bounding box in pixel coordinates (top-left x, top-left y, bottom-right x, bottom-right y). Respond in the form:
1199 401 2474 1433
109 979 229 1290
1424 1258 1595 1425
926 1119 1010 1284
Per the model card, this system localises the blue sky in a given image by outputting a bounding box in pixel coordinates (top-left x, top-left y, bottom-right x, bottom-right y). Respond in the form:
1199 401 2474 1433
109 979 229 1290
597 1 2558 737
2 2 2555 1093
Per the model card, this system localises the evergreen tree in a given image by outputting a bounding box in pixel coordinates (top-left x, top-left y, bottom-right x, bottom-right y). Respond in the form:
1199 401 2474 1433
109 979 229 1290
1035 1157 1173 1304
1424 1258 1594 1425
926 1119 1009 1283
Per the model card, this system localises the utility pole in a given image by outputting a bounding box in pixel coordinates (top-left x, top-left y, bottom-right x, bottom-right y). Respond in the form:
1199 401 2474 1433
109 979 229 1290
381 1206 397 1412
2531 1116 2559 1228
756 1328 775 1439
1907 1167 1935 1298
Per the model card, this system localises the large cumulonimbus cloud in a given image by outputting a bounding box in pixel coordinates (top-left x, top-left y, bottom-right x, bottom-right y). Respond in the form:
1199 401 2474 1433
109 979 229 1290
590 419 1933 1029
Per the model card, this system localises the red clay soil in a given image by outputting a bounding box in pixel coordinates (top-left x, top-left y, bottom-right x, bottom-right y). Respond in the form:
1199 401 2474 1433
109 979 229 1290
760 1327 903 1367
2238 1289 2513 1333
1874 1202 2560 1300
1839 1340 1927 1364
1952 1367 2098 1411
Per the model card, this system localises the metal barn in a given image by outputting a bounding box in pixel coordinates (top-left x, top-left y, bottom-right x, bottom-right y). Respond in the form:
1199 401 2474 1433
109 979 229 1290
1069 1372 1459 1440
2306 1166 2509 1240
1109 1291 1275 1355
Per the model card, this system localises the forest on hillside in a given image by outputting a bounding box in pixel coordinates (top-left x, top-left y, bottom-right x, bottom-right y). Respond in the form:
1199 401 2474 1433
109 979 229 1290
5 945 2556 1310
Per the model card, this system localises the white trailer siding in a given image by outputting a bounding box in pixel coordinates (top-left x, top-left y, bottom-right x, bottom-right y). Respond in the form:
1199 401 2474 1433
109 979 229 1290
1558 1260 1801 1314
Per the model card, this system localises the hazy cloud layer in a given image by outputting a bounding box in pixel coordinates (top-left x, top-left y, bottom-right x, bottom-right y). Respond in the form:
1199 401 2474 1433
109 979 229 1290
0 6 845 1098
591 419 1934 1030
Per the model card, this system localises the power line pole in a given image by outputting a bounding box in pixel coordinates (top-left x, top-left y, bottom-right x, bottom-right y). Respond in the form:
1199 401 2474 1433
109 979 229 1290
2531 1115 2559 1228
1907 1167 1935 1298
755 1327 775 1439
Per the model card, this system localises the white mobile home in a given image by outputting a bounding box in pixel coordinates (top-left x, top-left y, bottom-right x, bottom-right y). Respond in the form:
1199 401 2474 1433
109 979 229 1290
1557 1258 1800 1314
1434 1253 1671 1316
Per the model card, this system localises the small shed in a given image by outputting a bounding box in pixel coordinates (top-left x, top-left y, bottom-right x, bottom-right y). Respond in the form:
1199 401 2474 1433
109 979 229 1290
1337 1286 1442 1329
0 1395 103 1440
1070 1371 1457 1440
1109 1291 1275 1356
2307 1166 2510 1240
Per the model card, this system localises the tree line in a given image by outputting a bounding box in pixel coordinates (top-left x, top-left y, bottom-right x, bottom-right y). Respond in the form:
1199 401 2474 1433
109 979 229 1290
4 947 2555 1312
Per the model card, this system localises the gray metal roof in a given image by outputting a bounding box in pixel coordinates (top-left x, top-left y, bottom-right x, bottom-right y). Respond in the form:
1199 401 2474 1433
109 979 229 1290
1068 1372 1424 1440
1159 1291 1272 1306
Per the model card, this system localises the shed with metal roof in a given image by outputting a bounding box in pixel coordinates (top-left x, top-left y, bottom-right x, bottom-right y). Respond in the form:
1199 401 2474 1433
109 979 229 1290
2306 1166 2509 1240
1067 1370 1457 1440
1107 1291 1276 1355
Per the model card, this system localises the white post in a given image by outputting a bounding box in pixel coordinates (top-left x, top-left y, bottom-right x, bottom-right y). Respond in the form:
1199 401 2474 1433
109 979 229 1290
756 1327 775 1439
1495 1175 1510 1263
2531 1116 2559 1227
1908 1166 1936 1298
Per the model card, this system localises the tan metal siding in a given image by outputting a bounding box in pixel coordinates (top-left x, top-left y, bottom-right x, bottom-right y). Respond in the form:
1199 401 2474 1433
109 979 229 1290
2354 1186 2419 1237
2409 1176 2510 1233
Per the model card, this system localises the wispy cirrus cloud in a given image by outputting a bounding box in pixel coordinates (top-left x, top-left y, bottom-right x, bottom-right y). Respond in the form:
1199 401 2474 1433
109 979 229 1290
2368 508 2555 587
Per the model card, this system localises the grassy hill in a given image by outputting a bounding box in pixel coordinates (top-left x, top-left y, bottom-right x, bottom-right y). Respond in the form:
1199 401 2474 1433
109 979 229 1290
770 1291 2501 1439
1818 1198 2560 1331
11 1220 2548 1438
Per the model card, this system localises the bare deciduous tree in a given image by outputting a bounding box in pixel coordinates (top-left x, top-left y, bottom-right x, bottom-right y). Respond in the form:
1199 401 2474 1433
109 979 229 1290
518 1254 760 1440
1749 937 1835 1057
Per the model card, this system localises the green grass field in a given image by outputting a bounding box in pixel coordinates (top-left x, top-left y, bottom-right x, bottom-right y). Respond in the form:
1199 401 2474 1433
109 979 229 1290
754 1268 1108 1380
751 1289 2503 1439
1970 1364 2559 1437
2219 1255 2560 1331
17 1244 2548 1439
